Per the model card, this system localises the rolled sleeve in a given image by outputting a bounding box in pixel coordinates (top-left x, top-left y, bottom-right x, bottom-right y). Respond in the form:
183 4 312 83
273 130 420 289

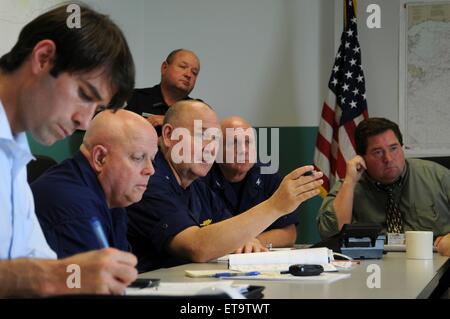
317 181 342 239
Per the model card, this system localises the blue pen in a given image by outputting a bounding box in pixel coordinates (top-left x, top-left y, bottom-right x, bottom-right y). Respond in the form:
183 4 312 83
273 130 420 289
90 217 109 248
212 271 260 278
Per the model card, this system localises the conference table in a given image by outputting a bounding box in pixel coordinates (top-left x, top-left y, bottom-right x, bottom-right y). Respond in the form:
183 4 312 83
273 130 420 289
139 252 450 299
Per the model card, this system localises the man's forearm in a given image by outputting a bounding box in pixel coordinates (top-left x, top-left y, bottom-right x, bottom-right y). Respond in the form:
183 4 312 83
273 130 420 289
257 224 297 248
0 258 65 298
333 181 356 230
170 200 283 262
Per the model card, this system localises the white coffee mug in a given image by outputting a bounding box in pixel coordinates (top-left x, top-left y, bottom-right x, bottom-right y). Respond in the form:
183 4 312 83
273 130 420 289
405 231 433 260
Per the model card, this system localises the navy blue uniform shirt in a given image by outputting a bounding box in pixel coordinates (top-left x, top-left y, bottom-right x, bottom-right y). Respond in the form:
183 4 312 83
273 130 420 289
127 151 232 272
125 84 194 136
126 84 171 117
31 151 129 258
204 163 300 229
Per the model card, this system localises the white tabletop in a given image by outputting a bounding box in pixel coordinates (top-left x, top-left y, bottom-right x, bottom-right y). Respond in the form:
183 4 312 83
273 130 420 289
139 252 449 299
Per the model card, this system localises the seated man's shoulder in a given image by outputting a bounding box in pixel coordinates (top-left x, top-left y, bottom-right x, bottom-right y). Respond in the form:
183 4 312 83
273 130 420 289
133 85 159 95
251 162 282 186
32 159 96 196
408 158 450 176
33 184 95 224
31 161 105 221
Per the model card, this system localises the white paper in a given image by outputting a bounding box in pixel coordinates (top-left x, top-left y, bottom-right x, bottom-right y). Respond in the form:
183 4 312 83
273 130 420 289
225 272 351 283
125 281 248 297
228 247 332 271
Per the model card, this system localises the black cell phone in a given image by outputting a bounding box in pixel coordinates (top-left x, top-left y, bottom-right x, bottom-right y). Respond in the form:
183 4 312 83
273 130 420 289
281 264 324 276
302 171 314 177
128 278 160 289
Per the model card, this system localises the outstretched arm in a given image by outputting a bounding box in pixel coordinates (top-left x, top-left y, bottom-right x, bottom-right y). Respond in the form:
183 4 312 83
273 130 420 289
169 166 323 262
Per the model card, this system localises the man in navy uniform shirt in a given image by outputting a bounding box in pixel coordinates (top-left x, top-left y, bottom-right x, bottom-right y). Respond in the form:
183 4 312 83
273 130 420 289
126 49 200 133
127 100 323 272
32 110 158 257
205 116 299 250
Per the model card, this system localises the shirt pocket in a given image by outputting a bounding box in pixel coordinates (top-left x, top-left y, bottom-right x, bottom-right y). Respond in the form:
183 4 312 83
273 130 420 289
413 201 439 232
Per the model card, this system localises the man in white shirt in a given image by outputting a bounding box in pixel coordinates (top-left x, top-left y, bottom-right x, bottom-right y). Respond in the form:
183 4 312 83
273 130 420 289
0 4 138 297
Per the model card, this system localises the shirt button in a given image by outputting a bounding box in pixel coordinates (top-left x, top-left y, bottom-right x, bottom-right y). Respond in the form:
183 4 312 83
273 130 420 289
162 223 168 229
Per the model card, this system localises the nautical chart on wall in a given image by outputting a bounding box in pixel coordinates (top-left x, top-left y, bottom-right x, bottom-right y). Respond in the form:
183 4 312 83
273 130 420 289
399 1 450 156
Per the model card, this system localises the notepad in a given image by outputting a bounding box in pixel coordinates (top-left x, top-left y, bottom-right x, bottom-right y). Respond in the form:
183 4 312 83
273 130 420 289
227 272 351 283
228 247 333 272
212 247 294 263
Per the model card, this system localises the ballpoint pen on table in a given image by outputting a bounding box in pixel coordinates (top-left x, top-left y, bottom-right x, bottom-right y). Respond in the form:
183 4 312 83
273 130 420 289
211 271 260 278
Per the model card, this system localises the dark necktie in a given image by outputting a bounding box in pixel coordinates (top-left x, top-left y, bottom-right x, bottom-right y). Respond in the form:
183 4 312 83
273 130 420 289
383 184 404 233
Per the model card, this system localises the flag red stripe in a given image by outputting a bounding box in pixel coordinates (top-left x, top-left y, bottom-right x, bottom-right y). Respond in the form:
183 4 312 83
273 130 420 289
321 102 335 126
316 133 331 158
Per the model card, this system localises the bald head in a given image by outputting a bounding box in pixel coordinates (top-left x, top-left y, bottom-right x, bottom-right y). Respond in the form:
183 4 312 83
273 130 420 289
218 116 257 182
161 100 220 188
80 109 158 208
163 100 216 128
166 49 199 66
82 109 156 152
221 116 252 132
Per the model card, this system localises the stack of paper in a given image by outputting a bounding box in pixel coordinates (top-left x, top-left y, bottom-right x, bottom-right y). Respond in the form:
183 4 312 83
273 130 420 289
228 247 332 272
213 247 294 263
224 272 350 283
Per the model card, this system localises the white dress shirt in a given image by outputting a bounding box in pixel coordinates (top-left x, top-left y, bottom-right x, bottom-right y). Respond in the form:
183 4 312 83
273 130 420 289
0 100 56 259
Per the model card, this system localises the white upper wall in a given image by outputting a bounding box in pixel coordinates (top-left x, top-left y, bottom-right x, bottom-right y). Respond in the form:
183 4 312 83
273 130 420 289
354 0 400 121
1 0 405 126
86 0 336 127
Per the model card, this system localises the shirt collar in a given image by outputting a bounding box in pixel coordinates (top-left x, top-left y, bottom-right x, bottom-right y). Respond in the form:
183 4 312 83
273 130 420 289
364 161 409 191
72 151 108 202
210 162 263 190
0 99 33 165
154 150 187 194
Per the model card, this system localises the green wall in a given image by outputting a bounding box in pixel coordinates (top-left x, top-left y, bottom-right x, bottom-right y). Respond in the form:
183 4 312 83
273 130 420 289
276 127 321 245
27 127 322 244
27 130 85 163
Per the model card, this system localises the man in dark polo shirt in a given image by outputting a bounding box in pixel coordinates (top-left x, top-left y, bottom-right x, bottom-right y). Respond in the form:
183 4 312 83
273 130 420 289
127 100 323 272
126 49 200 134
205 116 299 250
32 110 158 258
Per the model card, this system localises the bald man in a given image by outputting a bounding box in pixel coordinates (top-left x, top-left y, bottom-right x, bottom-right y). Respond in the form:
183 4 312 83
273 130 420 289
126 49 200 132
31 110 158 258
205 116 299 249
127 101 323 272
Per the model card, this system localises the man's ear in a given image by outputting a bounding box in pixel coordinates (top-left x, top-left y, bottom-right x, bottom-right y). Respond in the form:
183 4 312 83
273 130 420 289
30 40 56 75
161 123 174 148
161 61 169 76
91 145 108 172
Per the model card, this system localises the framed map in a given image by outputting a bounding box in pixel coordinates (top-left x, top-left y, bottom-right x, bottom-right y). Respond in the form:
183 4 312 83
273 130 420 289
399 1 450 156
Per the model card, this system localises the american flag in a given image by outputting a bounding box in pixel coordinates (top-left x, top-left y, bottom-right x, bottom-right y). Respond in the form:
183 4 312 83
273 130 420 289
314 0 368 195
